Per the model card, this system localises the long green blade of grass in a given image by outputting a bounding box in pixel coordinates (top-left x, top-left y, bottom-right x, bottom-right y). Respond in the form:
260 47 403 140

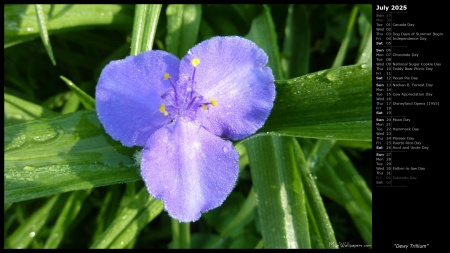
6 195 61 249
244 6 310 249
282 4 310 78
4 4 134 48
43 189 92 248
130 4 162 55
90 187 163 248
300 139 372 246
35 4 56 65
165 4 202 58
246 5 283 80
60 76 95 110
332 6 358 68
295 143 338 249
246 136 310 248
4 93 59 126
4 110 140 204
260 63 372 141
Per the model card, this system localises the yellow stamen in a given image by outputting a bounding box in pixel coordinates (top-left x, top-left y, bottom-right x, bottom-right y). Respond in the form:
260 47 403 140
159 104 168 116
210 98 218 107
201 104 208 111
164 73 170 80
191 58 200 67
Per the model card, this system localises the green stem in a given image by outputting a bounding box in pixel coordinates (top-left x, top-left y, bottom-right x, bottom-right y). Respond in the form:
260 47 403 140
332 6 359 68
179 222 190 249
171 219 190 249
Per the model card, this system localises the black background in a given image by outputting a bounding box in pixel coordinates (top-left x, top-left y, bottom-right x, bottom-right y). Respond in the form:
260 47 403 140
372 2 445 249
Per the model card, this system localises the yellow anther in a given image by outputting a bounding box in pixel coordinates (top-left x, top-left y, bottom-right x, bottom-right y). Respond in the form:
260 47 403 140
191 58 200 67
159 104 168 116
210 98 218 107
201 104 208 111
164 73 171 80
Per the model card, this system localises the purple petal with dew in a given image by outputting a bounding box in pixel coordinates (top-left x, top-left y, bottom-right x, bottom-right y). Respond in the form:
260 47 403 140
178 36 276 140
141 118 239 222
96 50 180 147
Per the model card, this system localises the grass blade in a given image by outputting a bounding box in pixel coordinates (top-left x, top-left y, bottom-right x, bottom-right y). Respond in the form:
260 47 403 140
165 4 202 58
295 144 338 249
43 189 92 248
5 4 134 48
90 187 163 248
4 93 59 126
282 4 310 78
35 4 56 65
245 136 310 248
6 195 61 248
130 4 162 55
246 5 283 79
332 6 358 68
261 63 372 141
4 110 141 203
59 76 95 110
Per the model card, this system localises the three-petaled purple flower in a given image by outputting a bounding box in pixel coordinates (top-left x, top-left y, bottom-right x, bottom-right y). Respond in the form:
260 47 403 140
96 36 275 222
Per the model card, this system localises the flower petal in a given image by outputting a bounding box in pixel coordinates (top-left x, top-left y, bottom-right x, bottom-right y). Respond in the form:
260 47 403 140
178 36 276 140
141 118 239 222
96 50 180 147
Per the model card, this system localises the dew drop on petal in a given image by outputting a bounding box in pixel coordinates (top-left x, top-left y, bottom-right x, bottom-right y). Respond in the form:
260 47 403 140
222 146 229 153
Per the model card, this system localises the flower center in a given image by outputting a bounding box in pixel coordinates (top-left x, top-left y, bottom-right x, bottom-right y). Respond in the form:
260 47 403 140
159 58 217 121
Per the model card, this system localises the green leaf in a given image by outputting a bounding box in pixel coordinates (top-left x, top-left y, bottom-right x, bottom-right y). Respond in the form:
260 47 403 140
44 189 92 248
357 4 372 25
332 6 358 68
301 139 372 246
165 4 202 58
4 110 141 204
171 221 191 249
4 4 134 48
261 63 372 141
246 5 283 80
6 195 61 248
59 76 95 110
92 185 122 240
35 4 56 65
220 188 256 238
356 13 372 64
90 187 163 248
245 136 310 248
295 141 338 249
130 4 162 55
282 4 310 78
4 93 59 126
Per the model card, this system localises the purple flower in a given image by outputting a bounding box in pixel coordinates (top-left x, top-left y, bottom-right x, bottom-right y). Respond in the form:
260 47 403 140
96 36 275 222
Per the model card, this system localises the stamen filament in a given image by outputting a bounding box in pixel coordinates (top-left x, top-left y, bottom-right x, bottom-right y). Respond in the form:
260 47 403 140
164 72 178 105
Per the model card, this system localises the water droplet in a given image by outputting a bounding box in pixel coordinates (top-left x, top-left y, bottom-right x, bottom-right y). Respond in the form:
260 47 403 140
23 166 35 171
222 146 229 153
10 113 24 120
29 232 36 237
26 27 34 32
360 63 370 69
5 134 27 151
33 132 58 142
326 71 339 82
